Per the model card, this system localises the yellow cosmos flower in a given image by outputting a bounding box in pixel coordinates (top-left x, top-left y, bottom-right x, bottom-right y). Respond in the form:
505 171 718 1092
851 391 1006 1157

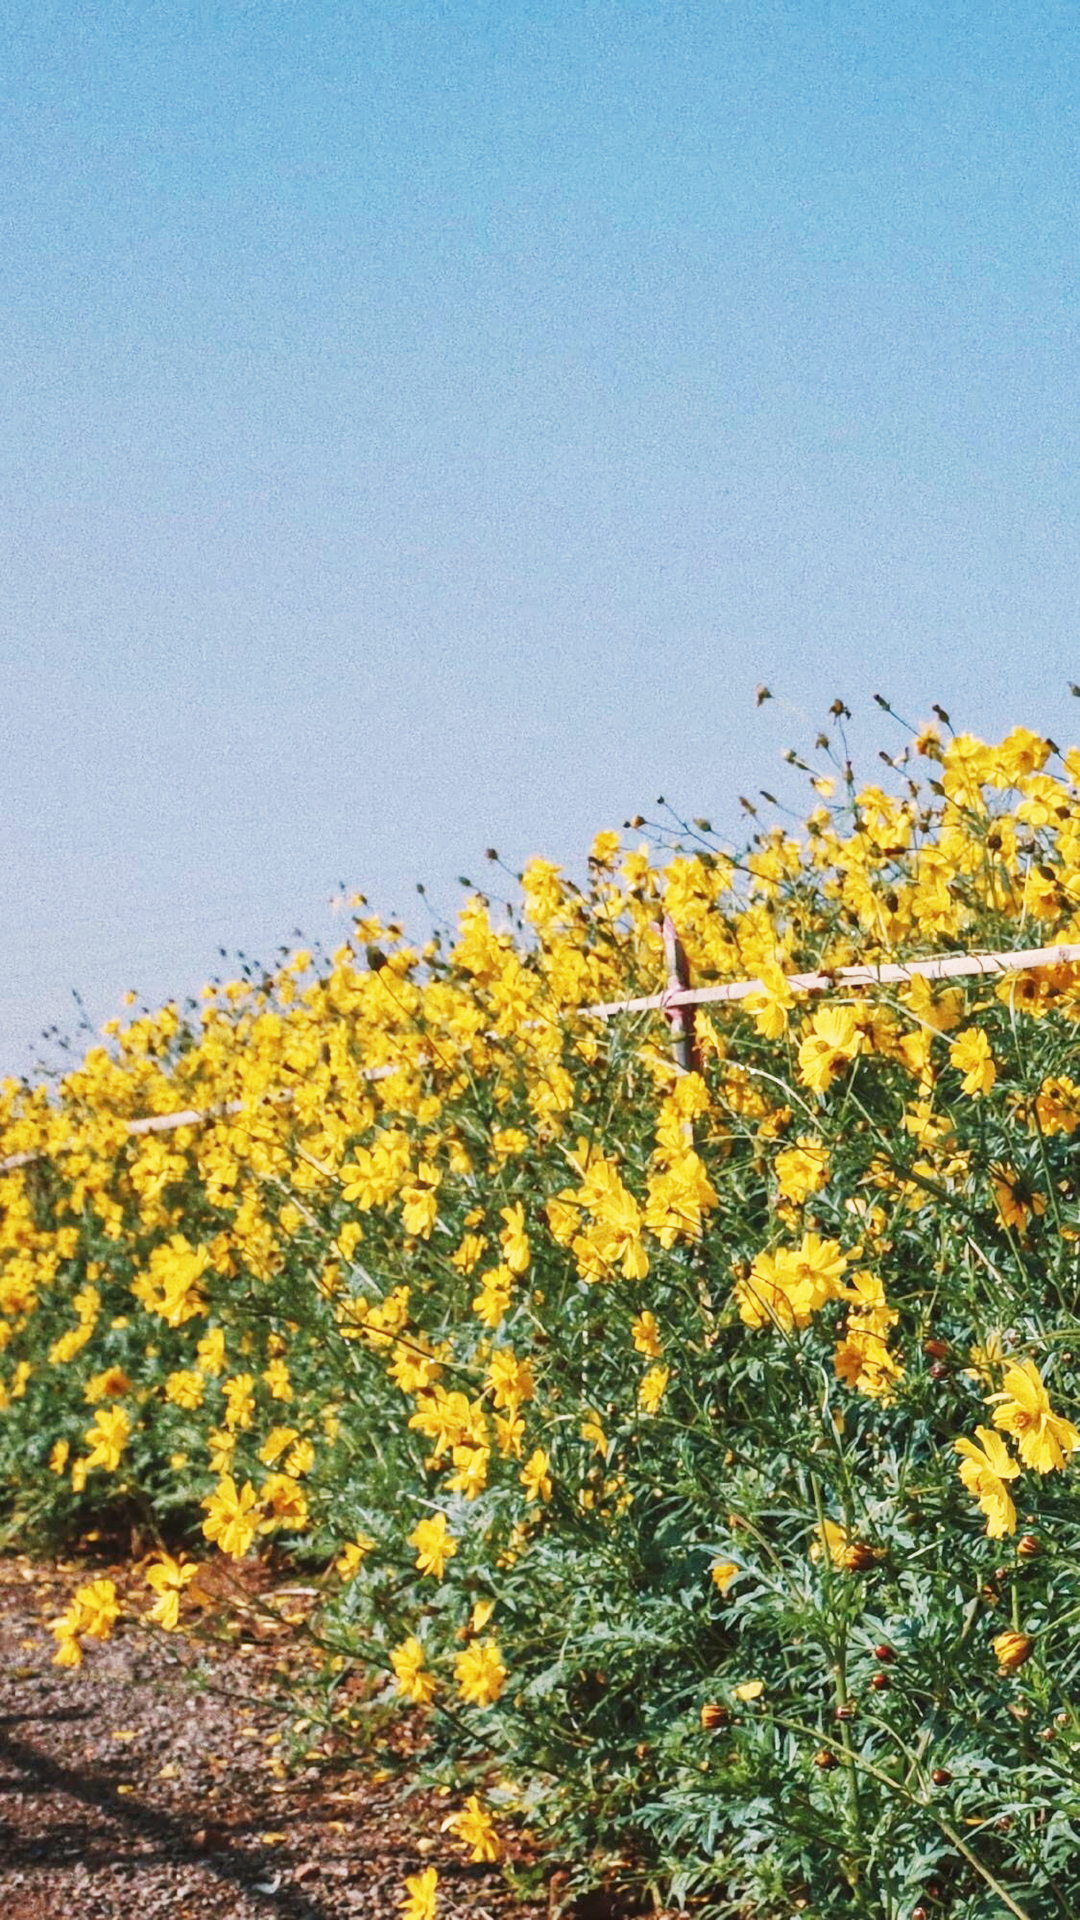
631 1309 662 1357
949 1027 996 1097
398 1865 438 1920
336 1534 376 1580
83 1404 131 1473
990 1358 1080 1472
200 1475 261 1559
144 1552 199 1630
955 1426 1020 1537
774 1137 829 1205
454 1635 506 1706
442 1792 501 1863
638 1364 670 1414
797 1006 863 1094
519 1447 553 1503
498 1203 531 1274
390 1635 437 1706
409 1512 457 1579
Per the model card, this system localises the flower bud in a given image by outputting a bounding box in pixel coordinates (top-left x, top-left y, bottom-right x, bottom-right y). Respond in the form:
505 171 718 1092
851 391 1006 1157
1017 1534 1041 1558
873 1644 896 1663
699 1703 731 1731
992 1630 1034 1674
931 1766 952 1786
813 1748 838 1770
871 1671 890 1691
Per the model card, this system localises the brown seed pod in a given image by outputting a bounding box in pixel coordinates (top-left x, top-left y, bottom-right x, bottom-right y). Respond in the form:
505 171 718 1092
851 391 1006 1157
931 1766 953 1786
813 1747 838 1770
871 1671 891 1691
873 1643 896 1663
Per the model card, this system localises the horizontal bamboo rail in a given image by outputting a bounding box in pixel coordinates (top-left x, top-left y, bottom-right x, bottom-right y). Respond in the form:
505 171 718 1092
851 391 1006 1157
3 940 1079 1173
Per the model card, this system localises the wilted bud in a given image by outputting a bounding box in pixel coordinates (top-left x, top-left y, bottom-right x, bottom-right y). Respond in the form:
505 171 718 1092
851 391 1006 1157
843 1540 884 1572
992 1630 1034 1674
813 1747 838 1770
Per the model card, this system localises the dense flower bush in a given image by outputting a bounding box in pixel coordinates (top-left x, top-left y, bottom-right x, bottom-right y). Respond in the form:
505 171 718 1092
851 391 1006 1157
5 709 1080 1917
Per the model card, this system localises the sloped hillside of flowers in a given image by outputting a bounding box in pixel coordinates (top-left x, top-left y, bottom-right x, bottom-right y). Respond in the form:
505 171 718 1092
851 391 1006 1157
4 711 1080 1918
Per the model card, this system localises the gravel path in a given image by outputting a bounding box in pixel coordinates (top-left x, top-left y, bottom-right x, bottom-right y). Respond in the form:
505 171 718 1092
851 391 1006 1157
0 1553 549 1920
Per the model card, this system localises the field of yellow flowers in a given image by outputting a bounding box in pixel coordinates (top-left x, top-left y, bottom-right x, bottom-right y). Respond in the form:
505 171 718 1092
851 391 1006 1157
5 708 1080 1919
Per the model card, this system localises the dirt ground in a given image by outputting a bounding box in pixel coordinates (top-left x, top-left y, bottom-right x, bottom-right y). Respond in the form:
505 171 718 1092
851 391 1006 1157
0 1551 551 1920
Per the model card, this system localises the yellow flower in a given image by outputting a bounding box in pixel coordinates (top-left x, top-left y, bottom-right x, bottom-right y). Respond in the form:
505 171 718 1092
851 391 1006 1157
258 1472 309 1532
442 1793 501 1863
631 1309 662 1357
797 1006 863 1094
165 1369 204 1410
745 963 797 1040
955 1426 1020 1537
990 1358 1080 1472
992 1630 1034 1674
638 1364 669 1414
486 1348 534 1414
200 1475 261 1559
259 1425 300 1466
144 1553 199 1630
390 1636 437 1706
454 1636 506 1706
965 1329 1006 1386
336 1534 376 1580
51 1577 121 1665
398 1865 438 1920
409 1512 457 1580
774 1137 829 1205
519 1447 552 1503
498 1203 531 1274
991 1167 1046 1235
710 1560 739 1594
83 1404 131 1473
733 1679 764 1702
949 1027 996 1097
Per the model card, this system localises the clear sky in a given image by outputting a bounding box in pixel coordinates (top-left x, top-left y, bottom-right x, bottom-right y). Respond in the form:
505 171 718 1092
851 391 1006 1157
3 0 1079 1079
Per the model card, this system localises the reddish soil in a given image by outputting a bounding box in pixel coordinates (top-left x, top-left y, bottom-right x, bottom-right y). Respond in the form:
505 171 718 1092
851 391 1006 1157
0 1552 549 1920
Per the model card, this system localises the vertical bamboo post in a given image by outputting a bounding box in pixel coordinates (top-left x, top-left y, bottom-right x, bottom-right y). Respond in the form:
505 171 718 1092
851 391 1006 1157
661 916 698 1074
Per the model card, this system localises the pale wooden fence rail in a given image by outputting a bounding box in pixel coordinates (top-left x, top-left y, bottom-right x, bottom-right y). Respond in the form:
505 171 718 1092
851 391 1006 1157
3 937 1080 1174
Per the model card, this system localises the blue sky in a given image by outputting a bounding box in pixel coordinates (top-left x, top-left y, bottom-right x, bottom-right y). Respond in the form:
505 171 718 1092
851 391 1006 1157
3 1 1079 1077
